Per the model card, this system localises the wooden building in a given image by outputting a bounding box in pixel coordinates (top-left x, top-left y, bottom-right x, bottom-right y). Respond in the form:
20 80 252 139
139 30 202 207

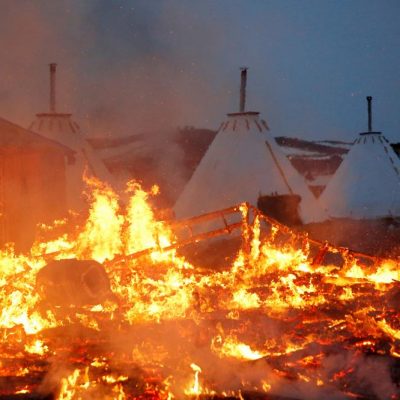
0 117 74 250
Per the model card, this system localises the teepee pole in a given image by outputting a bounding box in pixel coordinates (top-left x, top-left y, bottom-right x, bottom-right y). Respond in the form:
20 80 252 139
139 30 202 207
366 96 372 132
49 63 57 113
239 67 247 112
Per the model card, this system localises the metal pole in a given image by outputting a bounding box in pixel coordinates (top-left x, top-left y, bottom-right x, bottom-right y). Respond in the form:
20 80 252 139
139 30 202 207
366 96 372 132
50 63 57 113
239 67 247 112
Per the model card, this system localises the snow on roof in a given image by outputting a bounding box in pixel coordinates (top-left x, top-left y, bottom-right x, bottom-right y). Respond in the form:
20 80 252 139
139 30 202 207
313 139 353 149
284 149 329 158
174 112 326 224
319 132 400 219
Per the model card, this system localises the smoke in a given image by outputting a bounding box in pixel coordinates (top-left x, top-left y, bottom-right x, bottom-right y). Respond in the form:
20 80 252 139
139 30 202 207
304 217 399 256
0 0 399 142
0 0 238 204
320 351 398 400
0 1 87 126
0 0 233 136
35 299 400 399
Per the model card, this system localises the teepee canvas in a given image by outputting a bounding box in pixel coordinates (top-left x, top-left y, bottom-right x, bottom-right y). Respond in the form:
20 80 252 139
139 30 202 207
174 70 325 224
29 64 113 210
320 98 400 219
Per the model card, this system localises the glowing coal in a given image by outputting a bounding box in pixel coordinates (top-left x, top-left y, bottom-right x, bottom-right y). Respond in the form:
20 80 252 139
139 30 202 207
0 176 399 399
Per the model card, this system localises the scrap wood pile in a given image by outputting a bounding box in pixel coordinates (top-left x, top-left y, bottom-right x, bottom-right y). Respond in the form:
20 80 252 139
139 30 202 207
0 179 400 399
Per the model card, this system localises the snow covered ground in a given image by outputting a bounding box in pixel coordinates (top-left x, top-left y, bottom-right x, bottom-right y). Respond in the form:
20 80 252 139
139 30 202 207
88 129 399 204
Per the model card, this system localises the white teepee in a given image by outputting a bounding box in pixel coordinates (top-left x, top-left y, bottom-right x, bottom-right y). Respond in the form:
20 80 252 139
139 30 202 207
320 97 400 219
29 64 113 210
320 132 400 219
174 70 325 224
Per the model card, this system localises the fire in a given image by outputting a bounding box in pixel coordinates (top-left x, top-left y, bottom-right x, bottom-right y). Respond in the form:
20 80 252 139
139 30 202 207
125 182 172 254
58 369 85 400
57 367 127 399
230 288 261 310
261 380 271 392
24 338 48 355
101 374 128 384
1 175 400 399
212 334 266 360
77 176 124 263
185 363 202 396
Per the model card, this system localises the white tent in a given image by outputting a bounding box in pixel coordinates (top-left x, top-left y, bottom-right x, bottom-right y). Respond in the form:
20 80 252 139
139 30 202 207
174 110 326 224
319 131 400 219
29 112 114 210
29 64 113 210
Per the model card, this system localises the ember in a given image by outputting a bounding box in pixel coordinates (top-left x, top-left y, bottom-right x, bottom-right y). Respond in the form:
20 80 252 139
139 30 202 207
1 176 400 399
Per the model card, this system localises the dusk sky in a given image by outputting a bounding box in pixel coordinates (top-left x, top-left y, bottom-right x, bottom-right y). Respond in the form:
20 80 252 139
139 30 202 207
1 0 399 141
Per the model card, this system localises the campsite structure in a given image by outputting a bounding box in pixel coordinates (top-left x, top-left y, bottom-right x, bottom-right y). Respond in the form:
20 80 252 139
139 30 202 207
0 117 72 248
29 64 113 210
174 69 325 225
320 96 400 219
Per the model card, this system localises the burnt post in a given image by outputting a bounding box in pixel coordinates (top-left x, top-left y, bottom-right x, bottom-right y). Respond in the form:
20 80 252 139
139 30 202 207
239 67 247 112
50 63 57 113
366 96 372 132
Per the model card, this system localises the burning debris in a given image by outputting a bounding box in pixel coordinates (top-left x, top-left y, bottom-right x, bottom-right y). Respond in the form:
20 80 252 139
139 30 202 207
36 259 112 307
0 176 400 399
